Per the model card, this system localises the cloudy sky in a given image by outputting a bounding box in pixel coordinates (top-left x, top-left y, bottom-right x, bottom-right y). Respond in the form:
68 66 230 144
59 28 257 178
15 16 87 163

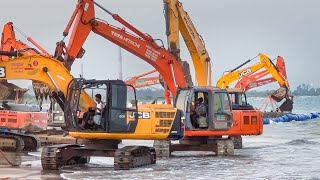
1 0 319 90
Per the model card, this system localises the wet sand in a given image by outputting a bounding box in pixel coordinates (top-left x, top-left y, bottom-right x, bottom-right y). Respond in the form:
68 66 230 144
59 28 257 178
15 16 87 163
1 121 320 180
0 151 61 180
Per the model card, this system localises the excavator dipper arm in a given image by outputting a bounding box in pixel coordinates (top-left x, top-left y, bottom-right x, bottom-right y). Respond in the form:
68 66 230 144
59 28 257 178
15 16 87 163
235 56 288 91
216 53 288 89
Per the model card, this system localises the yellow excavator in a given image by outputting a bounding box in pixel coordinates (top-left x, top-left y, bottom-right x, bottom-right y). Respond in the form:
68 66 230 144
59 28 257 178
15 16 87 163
0 51 190 170
216 53 289 89
216 53 293 112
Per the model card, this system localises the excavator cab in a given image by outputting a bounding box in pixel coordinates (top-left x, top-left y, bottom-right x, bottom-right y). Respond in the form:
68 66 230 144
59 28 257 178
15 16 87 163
228 91 254 110
175 87 233 131
64 78 138 133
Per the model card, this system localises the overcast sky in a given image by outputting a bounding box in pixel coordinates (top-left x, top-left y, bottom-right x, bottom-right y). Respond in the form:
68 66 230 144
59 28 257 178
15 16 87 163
1 0 320 90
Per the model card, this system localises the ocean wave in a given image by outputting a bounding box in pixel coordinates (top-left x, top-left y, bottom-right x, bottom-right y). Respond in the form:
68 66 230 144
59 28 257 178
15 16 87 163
285 139 318 145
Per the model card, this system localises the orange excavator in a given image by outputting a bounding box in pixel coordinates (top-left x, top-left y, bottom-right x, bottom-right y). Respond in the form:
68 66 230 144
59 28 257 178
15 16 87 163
125 56 289 106
32 0 261 165
69 0 261 138
102 0 262 154
160 0 262 151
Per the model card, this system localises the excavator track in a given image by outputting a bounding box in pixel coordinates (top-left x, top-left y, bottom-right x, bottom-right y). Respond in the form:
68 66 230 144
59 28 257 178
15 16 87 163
0 134 25 152
0 129 40 152
41 144 156 170
153 140 171 158
114 146 156 170
19 134 41 152
41 144 89 170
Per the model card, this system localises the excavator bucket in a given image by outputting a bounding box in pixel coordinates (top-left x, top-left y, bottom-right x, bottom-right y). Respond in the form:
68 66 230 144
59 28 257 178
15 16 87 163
32 80 53 106
270 86 287 102
0 81 27 102
279 96 294 112
0 82 13 100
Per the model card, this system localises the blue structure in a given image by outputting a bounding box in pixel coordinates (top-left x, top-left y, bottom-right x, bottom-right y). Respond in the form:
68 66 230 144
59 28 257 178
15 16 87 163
263 113 320 124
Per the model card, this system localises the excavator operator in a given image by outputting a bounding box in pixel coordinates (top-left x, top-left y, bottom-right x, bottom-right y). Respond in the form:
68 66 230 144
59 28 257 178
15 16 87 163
85 117 96 130
78 108 97 130
94 93 105 126
191 96 208 129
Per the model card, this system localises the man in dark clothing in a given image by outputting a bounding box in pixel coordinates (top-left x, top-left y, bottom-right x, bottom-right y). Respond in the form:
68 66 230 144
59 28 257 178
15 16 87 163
78 109 97 130
191 97 204 128
192 97 208 128
84 116 97 130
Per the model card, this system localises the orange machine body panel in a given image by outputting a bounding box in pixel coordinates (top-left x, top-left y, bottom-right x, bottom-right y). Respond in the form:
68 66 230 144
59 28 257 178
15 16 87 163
185 110 263 136
0 110 48 130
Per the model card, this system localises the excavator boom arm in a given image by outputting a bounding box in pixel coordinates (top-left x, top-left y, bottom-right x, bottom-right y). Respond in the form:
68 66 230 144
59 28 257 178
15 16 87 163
216 53 289 89
260 55 289 88
244 77 276 91
235 56 289 91
235 70 271 90
60 0 191 96
0 55 95 111
216 53 269 89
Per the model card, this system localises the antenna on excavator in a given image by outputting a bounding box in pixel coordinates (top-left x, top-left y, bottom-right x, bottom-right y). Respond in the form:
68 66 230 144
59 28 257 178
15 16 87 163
118 46 123 80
